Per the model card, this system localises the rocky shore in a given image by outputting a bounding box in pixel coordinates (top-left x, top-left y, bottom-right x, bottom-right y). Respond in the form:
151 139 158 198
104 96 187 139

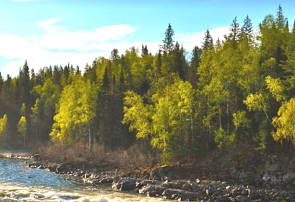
28 152 295 201
0 150 32 160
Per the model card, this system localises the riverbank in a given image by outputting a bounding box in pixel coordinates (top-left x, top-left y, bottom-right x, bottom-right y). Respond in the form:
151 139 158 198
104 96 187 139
0 150 32 160
27 148 295 201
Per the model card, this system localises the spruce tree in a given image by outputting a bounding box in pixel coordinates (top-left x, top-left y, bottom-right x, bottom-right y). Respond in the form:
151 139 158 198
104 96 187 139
228 17 240 42
141 45 149 56
241 15 253 40
276 5 286 30
191 46 202 68
189 46 202 84
162 23 175 54
202 30 213 50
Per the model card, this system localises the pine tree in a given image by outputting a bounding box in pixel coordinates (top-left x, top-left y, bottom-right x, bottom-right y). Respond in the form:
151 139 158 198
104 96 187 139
111 49 120 61
241 15 253 40
155 50 162 78
141 45 149 56
276 5 286 30
102 64 111 93
162 24 175 54
191 46 202 68
172 42 187 79
202 30 213 50
189 46 202 84
228 17 240 42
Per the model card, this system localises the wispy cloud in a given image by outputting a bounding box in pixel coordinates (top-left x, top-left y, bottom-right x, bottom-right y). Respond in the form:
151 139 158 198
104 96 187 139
0 18 230 77
36 19 137 51
176 26 230 50
0 19 139 76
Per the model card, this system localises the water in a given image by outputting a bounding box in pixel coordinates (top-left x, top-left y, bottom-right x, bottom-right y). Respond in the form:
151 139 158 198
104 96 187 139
0 158 164 201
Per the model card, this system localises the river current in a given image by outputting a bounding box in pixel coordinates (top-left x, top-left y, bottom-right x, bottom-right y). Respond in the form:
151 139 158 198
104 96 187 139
0 158 163 201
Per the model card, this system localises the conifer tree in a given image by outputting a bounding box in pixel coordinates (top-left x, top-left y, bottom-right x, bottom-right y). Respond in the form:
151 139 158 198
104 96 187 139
228 17 240 42
241 15 253 40
141 45 149 56
162 24 175 54
276 5 286 30
189 46 202 84
202 30 213 50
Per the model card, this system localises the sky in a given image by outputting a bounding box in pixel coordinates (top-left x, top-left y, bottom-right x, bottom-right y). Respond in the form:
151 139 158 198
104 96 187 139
0 0 294 77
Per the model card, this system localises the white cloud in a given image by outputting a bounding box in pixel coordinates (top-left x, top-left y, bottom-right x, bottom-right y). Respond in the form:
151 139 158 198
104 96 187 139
176 26 230 50
36 18 63 33
0 18 230 77
0 19 140 76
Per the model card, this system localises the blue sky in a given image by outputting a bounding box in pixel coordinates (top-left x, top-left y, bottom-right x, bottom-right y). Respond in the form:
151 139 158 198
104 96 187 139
0 0 294 76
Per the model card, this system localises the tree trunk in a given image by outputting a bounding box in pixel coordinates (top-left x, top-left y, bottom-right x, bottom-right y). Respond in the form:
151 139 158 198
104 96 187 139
88 125 92 152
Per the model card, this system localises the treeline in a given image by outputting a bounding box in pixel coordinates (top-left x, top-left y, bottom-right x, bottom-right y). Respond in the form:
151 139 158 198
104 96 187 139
0 6 295 162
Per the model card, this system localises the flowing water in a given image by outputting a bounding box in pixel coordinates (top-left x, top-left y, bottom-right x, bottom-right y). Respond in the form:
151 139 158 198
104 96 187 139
0 157 164 202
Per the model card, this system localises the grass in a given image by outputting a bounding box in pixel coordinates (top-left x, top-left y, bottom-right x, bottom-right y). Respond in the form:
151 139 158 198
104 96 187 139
37 142 160 170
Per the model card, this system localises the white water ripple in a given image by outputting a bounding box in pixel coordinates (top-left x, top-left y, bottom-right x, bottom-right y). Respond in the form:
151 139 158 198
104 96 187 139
0 183 165 202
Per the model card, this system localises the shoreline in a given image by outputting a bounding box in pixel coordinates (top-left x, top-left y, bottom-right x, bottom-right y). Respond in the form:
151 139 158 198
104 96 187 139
1 149 294 201
0 150 32 160
27 155 295 201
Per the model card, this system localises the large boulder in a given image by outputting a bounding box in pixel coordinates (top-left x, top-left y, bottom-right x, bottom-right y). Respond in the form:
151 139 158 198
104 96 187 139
162 188 201 201
112 178 138 191
139 185 166 197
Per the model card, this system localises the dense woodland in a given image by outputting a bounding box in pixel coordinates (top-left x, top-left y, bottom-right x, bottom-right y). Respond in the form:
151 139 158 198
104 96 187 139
0 6 295 162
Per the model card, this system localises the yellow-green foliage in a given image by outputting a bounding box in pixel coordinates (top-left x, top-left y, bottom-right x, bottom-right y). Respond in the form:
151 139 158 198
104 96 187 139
122 91 153 139
214 127 236 148
123 77 195 160
17 116 27 136
233 111 250 129
203 78 229 103
244 93 267 111
0 114 8 136
272 98 295 143
151 79 194 151
265 76 285 102
50 76 98 143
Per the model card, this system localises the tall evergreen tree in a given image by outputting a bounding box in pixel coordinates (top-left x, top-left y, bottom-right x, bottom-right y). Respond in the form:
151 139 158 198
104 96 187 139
241 15 253 41
162 24 175 54
189 46 202 84
141 45 149 56
202 30 214 50
276 5 286 30
228 17 240 42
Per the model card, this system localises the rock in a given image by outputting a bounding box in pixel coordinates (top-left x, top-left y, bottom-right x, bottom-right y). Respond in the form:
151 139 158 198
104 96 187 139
99 177 114 184
282 171 295 184
33 154 41 162
235 195 250 202
139 185 166 197
162 181 184 189
215 195 232 202
135 180 159 189
205 189 209 196
162 188 200 201
248 189 262 200
181 181 194 191
112 178 138 191
56 164 66 173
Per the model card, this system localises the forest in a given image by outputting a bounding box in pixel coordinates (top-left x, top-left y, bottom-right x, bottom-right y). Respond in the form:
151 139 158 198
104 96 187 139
0 6 294 163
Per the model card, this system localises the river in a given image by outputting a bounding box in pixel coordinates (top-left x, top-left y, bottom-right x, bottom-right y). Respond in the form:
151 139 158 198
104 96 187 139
0 157 164 201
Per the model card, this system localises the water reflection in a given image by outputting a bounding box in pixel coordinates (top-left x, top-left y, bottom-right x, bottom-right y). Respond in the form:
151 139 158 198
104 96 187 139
0 158 165 201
